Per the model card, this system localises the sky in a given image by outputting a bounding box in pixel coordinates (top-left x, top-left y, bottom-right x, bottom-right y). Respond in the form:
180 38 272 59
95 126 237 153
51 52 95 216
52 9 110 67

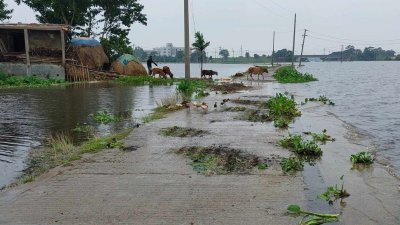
4 0 400 56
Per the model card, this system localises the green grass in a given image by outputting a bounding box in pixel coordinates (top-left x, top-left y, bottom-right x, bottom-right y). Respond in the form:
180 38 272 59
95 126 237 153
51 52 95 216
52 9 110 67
177 79 210 98
114 75 181 85
12 129 133 187
350 151 374 165
281 157 304 173
273 66 317 83
72 123 93 133
279 134 323 157
91 111 122 124
0 72 66 88
261 93 302 128
80 129 132 154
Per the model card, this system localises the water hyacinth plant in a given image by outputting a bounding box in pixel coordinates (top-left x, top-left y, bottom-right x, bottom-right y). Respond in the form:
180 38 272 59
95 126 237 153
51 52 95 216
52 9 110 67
273 66 317 83
279 134 323 157
287 204 339 225
350 151 374 164
280 157 304 173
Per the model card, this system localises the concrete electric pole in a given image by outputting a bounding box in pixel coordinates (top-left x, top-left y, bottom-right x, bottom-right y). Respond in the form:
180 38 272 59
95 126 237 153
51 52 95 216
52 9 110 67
291 13 297 67
184 0 191 79
299 29 307 67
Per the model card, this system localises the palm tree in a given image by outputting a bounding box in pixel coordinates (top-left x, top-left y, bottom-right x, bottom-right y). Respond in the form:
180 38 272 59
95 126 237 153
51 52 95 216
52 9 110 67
192 32 210 76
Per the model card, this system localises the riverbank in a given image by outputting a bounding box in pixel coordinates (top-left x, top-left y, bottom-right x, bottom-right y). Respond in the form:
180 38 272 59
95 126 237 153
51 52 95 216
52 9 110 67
0 70 399 224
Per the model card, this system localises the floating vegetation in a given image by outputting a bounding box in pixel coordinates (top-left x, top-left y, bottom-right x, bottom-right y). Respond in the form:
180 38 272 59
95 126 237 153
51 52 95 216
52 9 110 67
0 72 66 88
176 146 265 175
210 82 251 93
273 66 317 83
350 151 374 165
304 129 335 144
303 96 335 106
91 111 122 124
279 134 323 157
274 117 291 128
72 123 92 133
161 126 209 137
280 157 304 173
287 204 340 225
224 106 247 112
231 99 263 106
318 175 350 205
241 109 271 123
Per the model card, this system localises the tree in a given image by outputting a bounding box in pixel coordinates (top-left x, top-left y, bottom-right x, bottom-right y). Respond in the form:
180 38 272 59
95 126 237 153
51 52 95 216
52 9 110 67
192 32 210 75
254 54 260 59
17 0 147 61
133 46 147 61
175 50 184 62
219 49 229 59
245 52 250 58
0 1 12 21
274 49 292 62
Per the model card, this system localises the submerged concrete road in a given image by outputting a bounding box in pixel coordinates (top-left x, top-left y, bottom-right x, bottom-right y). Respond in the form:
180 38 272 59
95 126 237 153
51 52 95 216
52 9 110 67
1 78 399 225
0 92 305 225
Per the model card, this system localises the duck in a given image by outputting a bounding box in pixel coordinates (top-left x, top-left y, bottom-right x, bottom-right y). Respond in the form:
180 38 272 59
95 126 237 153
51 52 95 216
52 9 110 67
214 102 218 108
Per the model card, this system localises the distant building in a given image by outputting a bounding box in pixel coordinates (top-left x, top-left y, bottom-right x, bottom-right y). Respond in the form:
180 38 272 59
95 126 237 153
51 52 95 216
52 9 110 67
152 43 184 57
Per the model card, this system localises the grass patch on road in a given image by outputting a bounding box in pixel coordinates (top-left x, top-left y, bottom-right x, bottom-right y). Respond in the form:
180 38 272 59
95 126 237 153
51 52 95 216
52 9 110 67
176 146 266 175
115 75 180 85
10 129 133 187
273 66 317 83
161 126 209 137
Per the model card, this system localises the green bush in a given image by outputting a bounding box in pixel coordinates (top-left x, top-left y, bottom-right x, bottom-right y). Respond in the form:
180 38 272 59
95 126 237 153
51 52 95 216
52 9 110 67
273 66 317 83
177 79 209 97
0 72 66 87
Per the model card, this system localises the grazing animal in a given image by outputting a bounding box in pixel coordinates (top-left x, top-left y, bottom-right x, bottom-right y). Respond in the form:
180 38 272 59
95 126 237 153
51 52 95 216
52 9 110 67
151 66 174 79
247 67 269 80
201 70 218 79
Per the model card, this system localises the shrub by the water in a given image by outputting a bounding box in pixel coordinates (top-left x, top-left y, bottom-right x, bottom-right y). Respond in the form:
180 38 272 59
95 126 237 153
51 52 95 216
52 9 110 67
273 66 317 83
279 134 323 157
0 73 66 87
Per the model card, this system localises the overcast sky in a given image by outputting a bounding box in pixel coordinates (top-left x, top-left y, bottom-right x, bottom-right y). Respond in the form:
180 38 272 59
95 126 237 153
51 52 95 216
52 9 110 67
5 0 400 55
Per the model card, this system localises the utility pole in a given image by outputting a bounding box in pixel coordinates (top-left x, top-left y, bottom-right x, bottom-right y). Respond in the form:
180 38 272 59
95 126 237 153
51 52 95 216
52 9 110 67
240 45 243 57
214 48 217 59
340 44 344 63
299 29 308 67
184 0 190 79
272 31 275 67
291 13 297 67
232 49 235 62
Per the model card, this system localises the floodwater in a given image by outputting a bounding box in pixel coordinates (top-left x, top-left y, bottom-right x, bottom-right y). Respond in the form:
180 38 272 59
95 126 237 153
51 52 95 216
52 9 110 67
0 62 399 187
292 61 400 174
0 82 177 187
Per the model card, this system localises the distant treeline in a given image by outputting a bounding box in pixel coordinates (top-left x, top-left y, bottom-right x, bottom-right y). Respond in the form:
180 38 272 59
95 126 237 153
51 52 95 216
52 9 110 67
325 45 398 61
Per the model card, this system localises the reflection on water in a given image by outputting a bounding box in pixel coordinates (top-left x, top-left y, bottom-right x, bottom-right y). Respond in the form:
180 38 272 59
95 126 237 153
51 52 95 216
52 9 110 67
0 82 176 187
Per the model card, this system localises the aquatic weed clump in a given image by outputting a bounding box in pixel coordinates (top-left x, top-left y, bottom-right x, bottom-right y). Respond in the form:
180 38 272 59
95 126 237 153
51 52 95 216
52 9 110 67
350 151 374 164
304 129 335 144
160 126 209 137
177 79 210 98
261 93 301 128
280 157 304 173
273 66 317 83
279 134 322 157
176 146 264 175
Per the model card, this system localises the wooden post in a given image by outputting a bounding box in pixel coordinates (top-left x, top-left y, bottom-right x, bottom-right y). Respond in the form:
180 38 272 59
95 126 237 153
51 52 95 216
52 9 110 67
24 29 31 75
60 30 66 67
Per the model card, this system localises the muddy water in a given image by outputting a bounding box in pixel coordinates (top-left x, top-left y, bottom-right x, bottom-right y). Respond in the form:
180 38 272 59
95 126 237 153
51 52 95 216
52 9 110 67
0 82 176 187
291 62 400 175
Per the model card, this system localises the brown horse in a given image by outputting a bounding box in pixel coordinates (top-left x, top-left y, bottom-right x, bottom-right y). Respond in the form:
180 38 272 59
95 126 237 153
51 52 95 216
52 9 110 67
247 66 269 80
151 66 174 79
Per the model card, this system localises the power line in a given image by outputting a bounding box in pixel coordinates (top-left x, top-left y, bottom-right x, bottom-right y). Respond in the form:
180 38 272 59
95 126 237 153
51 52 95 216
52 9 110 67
308 30 400 43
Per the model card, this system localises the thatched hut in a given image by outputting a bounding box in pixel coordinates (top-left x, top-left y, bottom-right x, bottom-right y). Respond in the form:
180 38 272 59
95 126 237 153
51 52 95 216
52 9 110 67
112 54 147 76
69 38 109 70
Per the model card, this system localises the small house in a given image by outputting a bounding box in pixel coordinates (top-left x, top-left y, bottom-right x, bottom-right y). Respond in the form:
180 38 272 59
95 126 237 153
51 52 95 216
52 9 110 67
0 23 69 80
